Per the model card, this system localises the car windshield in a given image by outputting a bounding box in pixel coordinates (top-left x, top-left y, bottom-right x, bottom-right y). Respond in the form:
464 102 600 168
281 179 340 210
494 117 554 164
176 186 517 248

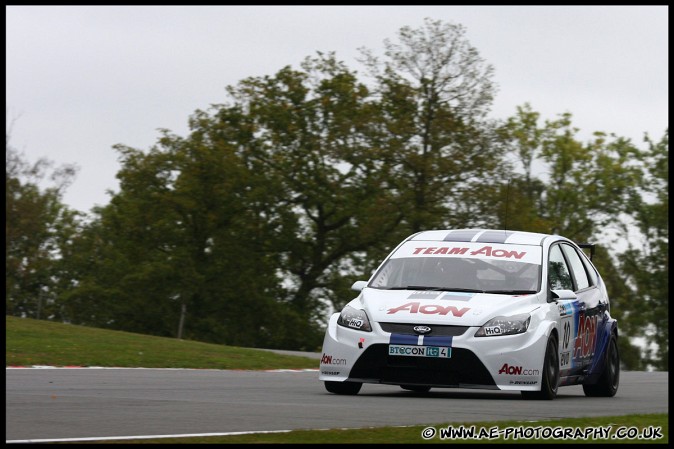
369 241 542 294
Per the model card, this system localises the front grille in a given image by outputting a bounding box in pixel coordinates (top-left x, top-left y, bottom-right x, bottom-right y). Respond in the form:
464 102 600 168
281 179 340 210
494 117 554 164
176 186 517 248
348 344 496 388
379 322 469 336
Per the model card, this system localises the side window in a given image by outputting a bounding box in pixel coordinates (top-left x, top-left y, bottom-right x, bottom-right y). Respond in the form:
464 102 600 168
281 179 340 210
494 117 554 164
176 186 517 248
561 244 590 291
580 253 598 287
548 245 573 290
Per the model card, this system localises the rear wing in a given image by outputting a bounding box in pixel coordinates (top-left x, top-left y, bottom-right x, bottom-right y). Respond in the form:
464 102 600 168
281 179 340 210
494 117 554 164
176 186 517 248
578 243 595 261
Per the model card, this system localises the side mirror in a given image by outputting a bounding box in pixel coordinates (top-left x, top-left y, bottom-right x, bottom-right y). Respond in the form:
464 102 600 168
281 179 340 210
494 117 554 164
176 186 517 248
351 281 368 292
549 289 577 302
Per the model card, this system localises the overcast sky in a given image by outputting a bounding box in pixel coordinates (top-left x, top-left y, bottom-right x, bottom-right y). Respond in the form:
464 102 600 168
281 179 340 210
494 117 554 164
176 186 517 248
6 5 668 214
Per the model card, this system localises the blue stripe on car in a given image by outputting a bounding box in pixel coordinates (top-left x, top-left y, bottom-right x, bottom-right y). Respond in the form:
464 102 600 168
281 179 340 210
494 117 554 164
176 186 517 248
443 230 481 242
389 334 453 347
423 336 454 347
476 230 515 243
390 334 419 345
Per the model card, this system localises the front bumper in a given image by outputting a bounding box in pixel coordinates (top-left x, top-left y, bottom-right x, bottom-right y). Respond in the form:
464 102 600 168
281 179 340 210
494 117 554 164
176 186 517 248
348 344 497 388
319 313 550 391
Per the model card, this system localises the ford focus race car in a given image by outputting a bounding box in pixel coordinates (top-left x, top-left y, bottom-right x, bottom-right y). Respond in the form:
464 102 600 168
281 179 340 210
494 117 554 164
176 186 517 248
319 229 619 400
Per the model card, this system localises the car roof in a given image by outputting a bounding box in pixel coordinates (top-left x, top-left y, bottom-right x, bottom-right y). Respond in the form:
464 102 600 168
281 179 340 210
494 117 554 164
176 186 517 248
408 229 561 246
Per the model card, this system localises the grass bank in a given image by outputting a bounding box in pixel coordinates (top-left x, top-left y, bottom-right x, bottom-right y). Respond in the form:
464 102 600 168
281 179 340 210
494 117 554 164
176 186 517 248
5 316 318 370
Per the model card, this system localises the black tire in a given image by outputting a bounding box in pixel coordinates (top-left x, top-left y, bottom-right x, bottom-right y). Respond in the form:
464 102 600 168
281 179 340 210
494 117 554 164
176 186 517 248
324 380 362 395
401 385 432 393
522 334 559 400
583 332 620 397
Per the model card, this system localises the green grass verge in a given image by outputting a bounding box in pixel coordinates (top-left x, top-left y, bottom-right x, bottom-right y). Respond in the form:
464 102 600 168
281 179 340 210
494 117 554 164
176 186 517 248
68 414 667 444
5 316 319 370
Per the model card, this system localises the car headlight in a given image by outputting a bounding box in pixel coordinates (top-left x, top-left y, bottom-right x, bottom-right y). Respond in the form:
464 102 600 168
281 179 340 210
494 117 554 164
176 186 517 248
337 305 372 332
474 314 531 337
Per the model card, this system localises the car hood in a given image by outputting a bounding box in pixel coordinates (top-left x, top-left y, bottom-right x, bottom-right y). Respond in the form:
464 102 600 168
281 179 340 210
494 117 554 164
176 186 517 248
356 288 540 327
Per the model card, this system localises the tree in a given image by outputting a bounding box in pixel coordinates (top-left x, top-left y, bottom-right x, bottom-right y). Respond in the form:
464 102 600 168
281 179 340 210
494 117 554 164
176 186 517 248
221 53 403 318
494 104 555 233
497 104 643 240
618 131 668 370
60 128 311 348
359 18 506 241
6 133 79 320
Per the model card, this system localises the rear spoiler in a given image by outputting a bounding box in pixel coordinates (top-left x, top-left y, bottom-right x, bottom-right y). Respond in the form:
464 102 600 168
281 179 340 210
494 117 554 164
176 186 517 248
578 243 595 261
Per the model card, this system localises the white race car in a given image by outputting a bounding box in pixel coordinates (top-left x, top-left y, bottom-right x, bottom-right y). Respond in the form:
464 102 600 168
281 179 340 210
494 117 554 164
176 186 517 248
319 229 619 400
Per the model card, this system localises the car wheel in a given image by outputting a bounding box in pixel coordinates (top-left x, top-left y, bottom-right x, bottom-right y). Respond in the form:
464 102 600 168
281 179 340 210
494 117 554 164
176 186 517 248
401 385 432 393
522 333 559 400
324 380 362 395
583 332 619 397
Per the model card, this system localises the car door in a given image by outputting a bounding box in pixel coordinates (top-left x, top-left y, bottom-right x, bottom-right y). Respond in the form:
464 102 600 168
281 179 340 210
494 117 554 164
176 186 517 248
548 243 603 381
559 243 608 377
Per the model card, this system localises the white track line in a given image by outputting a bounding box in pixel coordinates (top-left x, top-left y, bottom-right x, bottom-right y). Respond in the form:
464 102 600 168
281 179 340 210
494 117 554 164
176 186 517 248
7 429 293 444
6 366 318 372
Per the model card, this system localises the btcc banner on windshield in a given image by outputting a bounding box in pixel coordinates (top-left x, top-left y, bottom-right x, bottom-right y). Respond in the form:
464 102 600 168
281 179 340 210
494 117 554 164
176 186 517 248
391 241 542 265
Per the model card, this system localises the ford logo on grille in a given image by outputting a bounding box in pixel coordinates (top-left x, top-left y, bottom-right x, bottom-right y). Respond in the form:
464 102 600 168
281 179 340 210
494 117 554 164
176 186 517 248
413 325 432 335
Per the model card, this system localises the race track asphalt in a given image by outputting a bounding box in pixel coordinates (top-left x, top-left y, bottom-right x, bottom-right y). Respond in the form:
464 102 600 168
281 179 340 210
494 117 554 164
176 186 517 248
5 368 668 442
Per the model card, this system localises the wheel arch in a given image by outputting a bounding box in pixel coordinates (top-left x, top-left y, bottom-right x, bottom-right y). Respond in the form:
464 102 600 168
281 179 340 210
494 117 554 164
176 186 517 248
585 317 619 382
548 325 559 343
